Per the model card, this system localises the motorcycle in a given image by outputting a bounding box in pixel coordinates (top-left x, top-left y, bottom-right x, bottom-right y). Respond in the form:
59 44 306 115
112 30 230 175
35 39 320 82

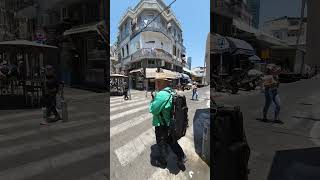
212 73 239 94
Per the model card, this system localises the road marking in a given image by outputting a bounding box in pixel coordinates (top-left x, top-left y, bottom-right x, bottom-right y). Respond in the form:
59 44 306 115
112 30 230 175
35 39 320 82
110 100 149 112
110 96 139 103
0 111 96 131
0 127 106 159
110 113 152 138
110 105 149 121
0 116 105 143
0 107 76 121
115 128 155 166
110 98 142 107
0 110 93 130
0 143 106 180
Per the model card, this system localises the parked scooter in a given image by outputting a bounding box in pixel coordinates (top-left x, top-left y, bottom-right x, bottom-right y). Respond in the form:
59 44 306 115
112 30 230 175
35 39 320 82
212 73 239 94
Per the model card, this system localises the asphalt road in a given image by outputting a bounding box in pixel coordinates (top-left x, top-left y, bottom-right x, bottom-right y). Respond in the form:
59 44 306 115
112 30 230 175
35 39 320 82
215 77 320 180
110 86 210 180
0 87 108 180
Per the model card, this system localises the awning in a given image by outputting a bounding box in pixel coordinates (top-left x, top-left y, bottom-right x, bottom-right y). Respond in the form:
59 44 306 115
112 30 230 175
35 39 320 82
183 67 192 74
226 37 255 56
249 55 261 61
233 19 258 35
146 68 179 79
0 40 58 49
129 68 143 74
178 73 190 79
63 21 107 42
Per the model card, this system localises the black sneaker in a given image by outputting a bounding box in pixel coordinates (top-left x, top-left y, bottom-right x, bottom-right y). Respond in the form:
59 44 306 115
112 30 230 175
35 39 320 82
177 160 186 171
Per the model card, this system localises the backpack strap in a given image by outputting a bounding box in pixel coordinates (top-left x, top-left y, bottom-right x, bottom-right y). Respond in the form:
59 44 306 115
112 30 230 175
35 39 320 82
159 90 172 126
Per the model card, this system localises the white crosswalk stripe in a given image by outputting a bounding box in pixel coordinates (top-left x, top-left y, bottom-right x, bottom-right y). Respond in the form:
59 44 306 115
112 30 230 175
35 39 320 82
0 143 106 180
0 111 95 130
110 100 149 112
114 128 155 166
110 105 149 121
110 113 152 137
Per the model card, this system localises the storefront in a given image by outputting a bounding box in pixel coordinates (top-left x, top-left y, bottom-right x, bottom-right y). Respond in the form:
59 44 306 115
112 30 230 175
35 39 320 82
63 21 106 89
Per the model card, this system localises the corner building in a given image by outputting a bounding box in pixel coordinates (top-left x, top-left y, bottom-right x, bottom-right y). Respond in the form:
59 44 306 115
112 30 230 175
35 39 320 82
117 0 186 90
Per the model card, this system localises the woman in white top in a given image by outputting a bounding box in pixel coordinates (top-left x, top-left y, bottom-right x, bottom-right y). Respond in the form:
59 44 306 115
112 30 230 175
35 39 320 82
261 64 282 123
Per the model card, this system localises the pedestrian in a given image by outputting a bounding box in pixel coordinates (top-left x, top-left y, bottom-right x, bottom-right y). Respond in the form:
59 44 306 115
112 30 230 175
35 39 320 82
191 83 198 100
149 78 186 171
261 64 282 123
40 65 61 125
123 81 129 100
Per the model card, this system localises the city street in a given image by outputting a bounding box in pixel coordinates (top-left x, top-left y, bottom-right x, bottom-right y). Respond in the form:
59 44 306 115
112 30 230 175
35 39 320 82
0 88 107 180
110 86 210 180
216 77 320 180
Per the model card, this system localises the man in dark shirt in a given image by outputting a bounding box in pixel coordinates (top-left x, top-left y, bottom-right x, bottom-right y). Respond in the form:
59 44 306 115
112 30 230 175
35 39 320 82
41 65 61 125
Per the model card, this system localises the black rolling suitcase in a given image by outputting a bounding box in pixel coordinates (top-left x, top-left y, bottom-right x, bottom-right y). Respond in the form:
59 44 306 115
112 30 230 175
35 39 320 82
212 103 250 180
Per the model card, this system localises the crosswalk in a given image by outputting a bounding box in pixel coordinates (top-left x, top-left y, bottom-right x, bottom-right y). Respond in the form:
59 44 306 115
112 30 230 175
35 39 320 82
0 92 107 180
110 91 210 180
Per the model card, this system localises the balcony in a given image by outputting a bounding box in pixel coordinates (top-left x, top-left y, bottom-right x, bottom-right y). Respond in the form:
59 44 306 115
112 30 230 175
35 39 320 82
131 48 172 61
131 24 172 40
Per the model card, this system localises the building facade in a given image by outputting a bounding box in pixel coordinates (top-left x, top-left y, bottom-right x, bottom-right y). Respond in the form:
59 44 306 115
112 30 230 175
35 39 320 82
247 0 260 28
306 0 320 67
116 0 186 90
262 16 307 46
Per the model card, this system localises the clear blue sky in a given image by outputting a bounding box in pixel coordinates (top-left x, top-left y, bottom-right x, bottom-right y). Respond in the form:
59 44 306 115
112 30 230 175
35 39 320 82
110 0 210 68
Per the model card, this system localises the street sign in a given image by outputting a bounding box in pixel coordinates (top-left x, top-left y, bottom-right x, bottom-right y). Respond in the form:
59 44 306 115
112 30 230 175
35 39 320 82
217 38 225 50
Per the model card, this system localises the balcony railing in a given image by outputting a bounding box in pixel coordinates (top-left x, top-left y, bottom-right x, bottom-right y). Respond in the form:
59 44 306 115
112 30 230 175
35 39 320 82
131 24 173 40
131 48 172 61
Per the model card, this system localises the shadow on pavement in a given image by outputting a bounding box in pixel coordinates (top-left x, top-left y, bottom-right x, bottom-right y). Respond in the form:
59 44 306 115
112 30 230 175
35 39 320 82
268 147 320 180
292 116 320 121
150 144 181 175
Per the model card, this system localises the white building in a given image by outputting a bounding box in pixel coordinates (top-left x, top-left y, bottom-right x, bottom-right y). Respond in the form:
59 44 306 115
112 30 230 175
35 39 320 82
192 66 207 85
262 16 307 47
116 0 186 90
110 44 118 74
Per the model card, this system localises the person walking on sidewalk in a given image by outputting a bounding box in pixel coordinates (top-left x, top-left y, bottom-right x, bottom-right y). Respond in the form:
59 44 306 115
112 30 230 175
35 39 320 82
41 65 61 125
261 64 282 123
191 83 198 100
149 79 186 171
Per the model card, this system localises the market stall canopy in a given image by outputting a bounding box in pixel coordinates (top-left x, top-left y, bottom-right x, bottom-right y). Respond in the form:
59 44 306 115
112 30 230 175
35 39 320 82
183 67 192 74
63 21 107 42
146 68 178 79
0 40 58 49
249 55 262 62
226 37 255 56
129 68 143 74
110 74 128 78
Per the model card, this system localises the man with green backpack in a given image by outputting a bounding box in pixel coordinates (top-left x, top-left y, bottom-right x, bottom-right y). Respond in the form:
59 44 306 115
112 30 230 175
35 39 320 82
149 78 187 171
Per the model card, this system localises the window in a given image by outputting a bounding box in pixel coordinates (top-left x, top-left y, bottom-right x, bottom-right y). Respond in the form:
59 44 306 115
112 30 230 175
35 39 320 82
122 48 124 57
61 7 68 19
126 44 129 56
146 41 155 44
173 45 176 56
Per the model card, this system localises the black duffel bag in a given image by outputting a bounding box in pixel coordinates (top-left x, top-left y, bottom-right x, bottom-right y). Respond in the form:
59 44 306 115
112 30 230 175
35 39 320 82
212 104 250 180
